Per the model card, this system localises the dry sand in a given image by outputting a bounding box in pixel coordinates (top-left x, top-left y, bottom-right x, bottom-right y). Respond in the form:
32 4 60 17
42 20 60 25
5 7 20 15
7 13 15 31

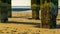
0 10 60 34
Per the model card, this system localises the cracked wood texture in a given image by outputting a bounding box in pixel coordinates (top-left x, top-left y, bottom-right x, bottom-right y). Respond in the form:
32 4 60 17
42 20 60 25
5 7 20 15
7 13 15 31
31 0 40 19
40 0 58 28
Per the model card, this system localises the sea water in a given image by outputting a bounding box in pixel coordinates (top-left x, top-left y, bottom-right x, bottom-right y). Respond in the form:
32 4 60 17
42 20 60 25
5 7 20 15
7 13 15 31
12 6 31 11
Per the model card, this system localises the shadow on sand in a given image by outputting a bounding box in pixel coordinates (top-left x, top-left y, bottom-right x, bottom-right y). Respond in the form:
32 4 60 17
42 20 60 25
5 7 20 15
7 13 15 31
5 21 40 28
56 25 60 29
3 20 60 29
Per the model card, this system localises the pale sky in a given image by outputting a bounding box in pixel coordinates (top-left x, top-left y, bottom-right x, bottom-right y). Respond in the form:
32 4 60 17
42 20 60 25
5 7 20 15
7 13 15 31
12 0 31 6
12 0 60 6
59 0 60 6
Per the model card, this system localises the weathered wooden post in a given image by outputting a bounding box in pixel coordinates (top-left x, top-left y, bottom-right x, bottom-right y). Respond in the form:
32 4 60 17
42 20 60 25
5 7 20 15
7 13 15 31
8 4 11 18
1 0 11 17
40 0 58 28
31 0 40 19
0 1 2 22
50 0 58 28
0 3 8 22
8 0 11 18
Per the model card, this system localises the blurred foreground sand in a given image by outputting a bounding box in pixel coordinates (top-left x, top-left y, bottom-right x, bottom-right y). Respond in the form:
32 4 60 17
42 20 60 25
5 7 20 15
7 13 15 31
0 10 60 34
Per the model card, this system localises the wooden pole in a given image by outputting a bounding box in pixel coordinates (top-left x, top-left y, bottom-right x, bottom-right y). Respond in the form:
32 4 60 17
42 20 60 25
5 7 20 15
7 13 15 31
0 3 8 22
31 0 40 19
40 0 58 28
0 0 11 23
1 0 12 17
8 4 12 17
8 0 11 18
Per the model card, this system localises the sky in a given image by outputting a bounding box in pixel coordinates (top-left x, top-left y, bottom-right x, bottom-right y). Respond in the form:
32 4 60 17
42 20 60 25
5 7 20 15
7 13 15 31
12 0 60 6
59 0 60 6
12 0 31 6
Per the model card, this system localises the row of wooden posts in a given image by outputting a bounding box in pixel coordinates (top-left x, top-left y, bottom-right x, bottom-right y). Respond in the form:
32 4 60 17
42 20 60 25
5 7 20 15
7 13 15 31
31 0 58 28
0 0 58 28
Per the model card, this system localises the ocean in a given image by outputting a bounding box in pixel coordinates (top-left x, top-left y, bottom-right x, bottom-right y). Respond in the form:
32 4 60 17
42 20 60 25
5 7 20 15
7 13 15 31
12 6 31 11
12 6 60 11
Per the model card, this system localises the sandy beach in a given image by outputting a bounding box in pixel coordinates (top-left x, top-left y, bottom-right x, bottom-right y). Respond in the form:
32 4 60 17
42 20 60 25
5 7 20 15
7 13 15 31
0 10 60 34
